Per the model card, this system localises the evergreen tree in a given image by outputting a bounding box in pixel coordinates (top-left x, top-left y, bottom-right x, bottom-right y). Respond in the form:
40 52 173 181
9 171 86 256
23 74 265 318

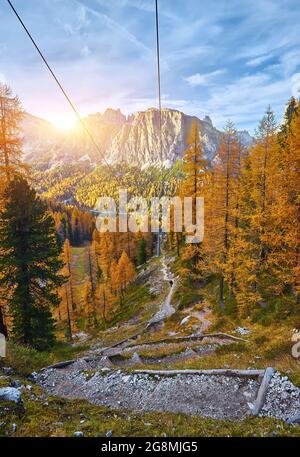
0 177 64 349
137 236 147 265
279 96 298 143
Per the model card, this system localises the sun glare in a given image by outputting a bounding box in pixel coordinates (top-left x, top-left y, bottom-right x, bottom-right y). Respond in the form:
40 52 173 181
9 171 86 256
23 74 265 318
50 115 77 130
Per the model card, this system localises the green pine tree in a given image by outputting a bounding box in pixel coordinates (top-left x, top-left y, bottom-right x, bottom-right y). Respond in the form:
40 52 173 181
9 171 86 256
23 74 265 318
0 176 65 350
137 236 147 265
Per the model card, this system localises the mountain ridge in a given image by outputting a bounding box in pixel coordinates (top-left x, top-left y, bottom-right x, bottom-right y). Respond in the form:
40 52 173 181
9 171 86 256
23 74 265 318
22 107 252 169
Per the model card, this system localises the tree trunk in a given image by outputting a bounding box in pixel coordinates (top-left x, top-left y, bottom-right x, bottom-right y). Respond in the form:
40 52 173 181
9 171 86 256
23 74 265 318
0 97 10 181
87 247 95 294
65 285 72 340
219 276 225 310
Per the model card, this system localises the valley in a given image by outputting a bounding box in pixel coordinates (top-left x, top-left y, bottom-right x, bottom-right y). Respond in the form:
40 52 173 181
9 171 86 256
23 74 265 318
0 87 299 439
1 249 300 436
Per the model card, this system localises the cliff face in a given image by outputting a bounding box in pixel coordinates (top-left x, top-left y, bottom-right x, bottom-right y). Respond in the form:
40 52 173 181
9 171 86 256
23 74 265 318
21 108 252 169
106 109 222 167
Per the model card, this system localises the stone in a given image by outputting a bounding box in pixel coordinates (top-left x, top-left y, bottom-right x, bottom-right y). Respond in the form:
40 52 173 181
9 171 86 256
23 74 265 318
235 327 251 335
106 430 113 437
0 387 22 404
29 372 38 382
74 431 84 437
2 367 13 375
286 413 300 425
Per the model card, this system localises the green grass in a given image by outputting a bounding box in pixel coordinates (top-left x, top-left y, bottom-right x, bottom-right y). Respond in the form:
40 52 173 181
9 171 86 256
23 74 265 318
112 284 155 324
172 281 202 310
1 387 300 437
0 341 88 377
71 247 88 284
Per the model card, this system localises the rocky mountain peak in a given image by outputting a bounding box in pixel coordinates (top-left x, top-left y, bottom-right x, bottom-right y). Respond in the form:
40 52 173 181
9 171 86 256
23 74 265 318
21 108 252 169
102 108 126 124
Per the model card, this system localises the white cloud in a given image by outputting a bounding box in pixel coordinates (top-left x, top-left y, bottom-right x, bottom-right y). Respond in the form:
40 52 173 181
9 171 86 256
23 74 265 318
167 46 210 63
291 73 300 98
81 46 92 58
184 69 225 87
73 0 151 56
246 54 273 67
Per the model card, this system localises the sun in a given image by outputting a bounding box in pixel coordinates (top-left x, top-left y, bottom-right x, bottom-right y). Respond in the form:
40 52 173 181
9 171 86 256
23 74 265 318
50 114 77 130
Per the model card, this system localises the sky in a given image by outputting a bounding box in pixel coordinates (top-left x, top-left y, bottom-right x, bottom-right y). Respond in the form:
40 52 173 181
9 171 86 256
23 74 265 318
0 0 300 133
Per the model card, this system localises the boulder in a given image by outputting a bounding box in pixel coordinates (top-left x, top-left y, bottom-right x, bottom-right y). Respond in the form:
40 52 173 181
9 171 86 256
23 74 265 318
0 387 22 404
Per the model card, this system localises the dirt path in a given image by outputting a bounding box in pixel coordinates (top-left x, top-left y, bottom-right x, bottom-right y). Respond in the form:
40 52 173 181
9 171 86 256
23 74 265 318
181 306 212 333
37 252 300 423
37 364 262 420
147 255 176 326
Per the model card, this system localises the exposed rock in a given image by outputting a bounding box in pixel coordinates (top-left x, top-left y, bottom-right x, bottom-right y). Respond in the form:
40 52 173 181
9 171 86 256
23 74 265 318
286 413 300 425
131 352 142 365
2 367 13 375
74 431 84 437
10 380 22 388
235 327 251 335
22 108 252 169
29 372 38 382
259 371 300 421
37 368 261 420
180 316 190 326
0 387 22 404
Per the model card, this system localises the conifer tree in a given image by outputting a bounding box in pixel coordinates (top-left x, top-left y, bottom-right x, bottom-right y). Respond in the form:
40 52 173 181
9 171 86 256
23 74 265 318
179 121 207 274
82 275 96 327
0 177 64 349
116 251 135 300
96 282 114 321
0 83 24 180
274 101 300 301
181 120 207 226
137 236 147 265
198 121 241 308
234 107 278 312
62 239 75 310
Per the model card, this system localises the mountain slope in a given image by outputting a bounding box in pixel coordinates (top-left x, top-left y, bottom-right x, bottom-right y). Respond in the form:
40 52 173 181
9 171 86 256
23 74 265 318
22 108 252 169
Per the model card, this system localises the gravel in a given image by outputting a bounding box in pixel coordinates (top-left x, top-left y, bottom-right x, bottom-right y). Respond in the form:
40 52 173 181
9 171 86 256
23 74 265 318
37 366 260 420
259 371 300 421
36 362 300 423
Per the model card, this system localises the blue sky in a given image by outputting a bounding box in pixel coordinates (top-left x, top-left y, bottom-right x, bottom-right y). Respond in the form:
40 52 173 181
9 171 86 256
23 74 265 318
1 0 300 133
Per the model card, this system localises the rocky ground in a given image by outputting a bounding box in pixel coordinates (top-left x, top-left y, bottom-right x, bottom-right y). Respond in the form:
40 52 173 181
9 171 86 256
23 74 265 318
1 254 300 436
37 364 261 420
35 255 300 425
260 371 300 422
